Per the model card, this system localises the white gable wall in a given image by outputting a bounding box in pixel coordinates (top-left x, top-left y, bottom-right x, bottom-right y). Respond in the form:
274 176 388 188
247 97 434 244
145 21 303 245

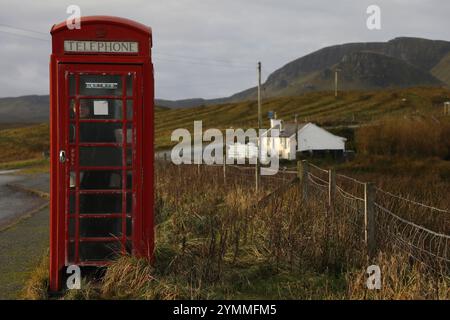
270 119 282 129
259 122 346 161
297 123 345 152
288 136 297 160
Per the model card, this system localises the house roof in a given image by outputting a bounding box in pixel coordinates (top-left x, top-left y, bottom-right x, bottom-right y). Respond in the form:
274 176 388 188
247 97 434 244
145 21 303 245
264 122 347 141
265 122 307 137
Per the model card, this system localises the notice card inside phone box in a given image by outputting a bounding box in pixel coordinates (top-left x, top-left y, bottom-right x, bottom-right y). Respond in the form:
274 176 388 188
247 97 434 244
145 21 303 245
93 100 109 115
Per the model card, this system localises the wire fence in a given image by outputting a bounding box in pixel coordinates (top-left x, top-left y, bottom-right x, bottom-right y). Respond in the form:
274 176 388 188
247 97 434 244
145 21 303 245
155 158 450 275
303 161 450 275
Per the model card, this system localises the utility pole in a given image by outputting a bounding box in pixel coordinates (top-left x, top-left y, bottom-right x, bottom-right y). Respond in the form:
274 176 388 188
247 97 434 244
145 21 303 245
334 68 341 98
295 114 299 160
256 61 262 193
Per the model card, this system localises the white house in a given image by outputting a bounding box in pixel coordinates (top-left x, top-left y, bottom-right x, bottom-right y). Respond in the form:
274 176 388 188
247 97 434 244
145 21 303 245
260 118 347 160
228 141 258 160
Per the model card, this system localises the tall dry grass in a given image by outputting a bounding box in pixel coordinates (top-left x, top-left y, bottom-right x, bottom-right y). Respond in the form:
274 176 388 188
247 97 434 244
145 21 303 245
356 117 450 159
23 161 449 299
94 162 449 299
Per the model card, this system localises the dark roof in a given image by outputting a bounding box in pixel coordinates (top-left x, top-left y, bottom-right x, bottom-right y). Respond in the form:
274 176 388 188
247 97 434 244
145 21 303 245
265 122 307 137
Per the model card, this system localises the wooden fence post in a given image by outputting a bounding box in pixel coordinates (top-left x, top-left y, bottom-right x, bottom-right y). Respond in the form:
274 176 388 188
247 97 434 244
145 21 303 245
223 161 226 185
328 168 336 211
300 160 309 201
364 182 376 260
296 160 302 180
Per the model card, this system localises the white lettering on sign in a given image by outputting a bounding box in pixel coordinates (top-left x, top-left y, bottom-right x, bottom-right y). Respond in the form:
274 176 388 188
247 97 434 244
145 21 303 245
86 82 118 89
64 40 139 53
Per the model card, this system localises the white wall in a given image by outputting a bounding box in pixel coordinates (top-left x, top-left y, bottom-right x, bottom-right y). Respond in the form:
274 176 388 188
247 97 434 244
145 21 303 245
270 119 282 129
247 123 346 162
261 136 296 160
288 137 297 160
298 123 345 152
228 142 258 161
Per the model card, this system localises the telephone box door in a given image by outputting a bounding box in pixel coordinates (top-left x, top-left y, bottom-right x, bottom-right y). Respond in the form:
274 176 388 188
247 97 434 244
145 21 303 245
57 64 143 266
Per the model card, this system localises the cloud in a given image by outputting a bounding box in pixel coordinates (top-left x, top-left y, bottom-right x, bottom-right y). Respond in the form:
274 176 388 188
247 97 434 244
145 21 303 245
0 0 448 99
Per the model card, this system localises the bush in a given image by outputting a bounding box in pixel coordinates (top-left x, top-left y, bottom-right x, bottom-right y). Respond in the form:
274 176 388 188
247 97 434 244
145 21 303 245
356 117 450 159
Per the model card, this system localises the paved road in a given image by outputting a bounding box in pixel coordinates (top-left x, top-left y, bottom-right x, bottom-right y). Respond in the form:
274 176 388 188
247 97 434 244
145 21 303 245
0 206 49 299
0 172 47 229
0 171 50 299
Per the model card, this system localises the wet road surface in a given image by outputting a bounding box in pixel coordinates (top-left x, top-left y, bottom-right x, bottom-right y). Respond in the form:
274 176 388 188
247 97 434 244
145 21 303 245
0 172 47 229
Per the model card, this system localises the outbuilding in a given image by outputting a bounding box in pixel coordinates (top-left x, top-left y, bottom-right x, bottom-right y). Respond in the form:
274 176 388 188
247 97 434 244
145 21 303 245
261 118 346 160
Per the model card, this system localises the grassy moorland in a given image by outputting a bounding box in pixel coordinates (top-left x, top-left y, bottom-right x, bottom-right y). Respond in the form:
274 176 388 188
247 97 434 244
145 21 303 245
0 123 49 171
24 116 450 300
154 87 450 150
1 87 449 299
1 87 449 160
24 162 449 299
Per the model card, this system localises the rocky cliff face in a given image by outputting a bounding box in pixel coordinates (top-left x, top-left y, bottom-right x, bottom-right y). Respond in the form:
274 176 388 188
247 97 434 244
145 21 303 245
331 51 441 89
225 37 450 102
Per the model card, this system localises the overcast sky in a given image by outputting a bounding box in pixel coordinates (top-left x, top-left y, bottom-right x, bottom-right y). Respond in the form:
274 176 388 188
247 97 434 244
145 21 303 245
0 0 448 100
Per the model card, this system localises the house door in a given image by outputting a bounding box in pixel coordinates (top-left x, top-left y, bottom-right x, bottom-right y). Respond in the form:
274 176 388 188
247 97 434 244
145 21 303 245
58 64 143 266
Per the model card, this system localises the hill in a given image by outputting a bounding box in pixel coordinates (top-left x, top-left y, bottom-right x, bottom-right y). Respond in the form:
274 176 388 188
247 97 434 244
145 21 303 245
157 37 450 107
156 98 210 109
1 38 449 113
2 88 450 177
0 95 49 123
0 95 170 124
224 37 450 102
431 52 450 86
154 87 450 149
306 51 442 91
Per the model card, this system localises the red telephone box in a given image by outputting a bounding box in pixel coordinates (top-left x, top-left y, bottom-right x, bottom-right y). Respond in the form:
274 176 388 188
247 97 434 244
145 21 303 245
49 16 154 291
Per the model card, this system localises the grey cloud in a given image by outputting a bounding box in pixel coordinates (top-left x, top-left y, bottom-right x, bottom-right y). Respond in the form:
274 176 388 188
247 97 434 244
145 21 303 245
0 0 448 99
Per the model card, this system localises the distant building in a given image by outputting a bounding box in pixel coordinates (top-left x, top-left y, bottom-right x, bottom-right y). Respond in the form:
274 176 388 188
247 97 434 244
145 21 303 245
227 118 347 162
261 118 347 160
445 101 450 115
228 141 258 160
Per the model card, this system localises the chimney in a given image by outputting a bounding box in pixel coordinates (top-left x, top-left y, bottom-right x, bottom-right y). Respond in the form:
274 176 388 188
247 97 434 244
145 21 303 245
270 118 282 130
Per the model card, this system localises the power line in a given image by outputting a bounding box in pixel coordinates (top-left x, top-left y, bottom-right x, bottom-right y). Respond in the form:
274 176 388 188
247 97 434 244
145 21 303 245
154 51 254 66
157 81 247 88
0 29 49 42
0 23 257 70
0 23 49 36
153 56 254 69
0 23 49 42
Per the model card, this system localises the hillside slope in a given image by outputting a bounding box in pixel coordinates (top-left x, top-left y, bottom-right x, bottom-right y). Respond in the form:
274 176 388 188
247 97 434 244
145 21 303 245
154 87 450 149
1 88 450 154
226 37 450 102
0 95 170 124
301 51 442 92
0 95 49 123
431 52 450 87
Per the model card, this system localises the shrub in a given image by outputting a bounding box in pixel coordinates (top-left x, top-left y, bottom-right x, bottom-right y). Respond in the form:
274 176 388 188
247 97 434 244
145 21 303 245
356 117 450 159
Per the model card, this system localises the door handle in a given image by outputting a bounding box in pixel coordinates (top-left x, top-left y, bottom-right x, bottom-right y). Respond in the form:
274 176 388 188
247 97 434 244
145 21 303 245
59 150 66 163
